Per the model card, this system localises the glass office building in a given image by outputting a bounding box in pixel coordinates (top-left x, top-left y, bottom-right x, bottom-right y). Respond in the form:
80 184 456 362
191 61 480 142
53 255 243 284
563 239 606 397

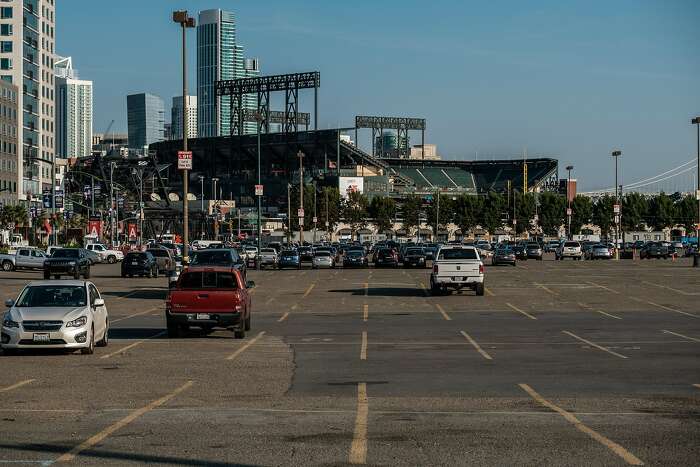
197 9 258 137
127 93 164 149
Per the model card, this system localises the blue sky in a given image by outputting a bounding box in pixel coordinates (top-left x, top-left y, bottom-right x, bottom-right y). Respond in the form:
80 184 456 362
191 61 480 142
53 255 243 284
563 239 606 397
57 0 699 190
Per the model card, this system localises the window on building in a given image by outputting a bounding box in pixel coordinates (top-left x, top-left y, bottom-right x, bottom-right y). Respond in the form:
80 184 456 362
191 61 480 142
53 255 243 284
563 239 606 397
0 41 11 53
0 24 11 36
0 58 11 70
0 7 12 18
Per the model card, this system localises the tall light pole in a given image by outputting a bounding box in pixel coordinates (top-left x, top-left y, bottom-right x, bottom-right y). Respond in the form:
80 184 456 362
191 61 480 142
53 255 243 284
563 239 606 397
566 165 573 240
612 150 622 260
198 175 205 239
297 151 304 244
692 117 700 247
212 177 219 202
173 10 195 262
211 177 219 239
255 113 263 269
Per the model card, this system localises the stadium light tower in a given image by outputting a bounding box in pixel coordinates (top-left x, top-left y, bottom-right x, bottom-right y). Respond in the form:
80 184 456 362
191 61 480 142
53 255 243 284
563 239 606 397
612 150 622 260
692 117 700 248
566 165 573 239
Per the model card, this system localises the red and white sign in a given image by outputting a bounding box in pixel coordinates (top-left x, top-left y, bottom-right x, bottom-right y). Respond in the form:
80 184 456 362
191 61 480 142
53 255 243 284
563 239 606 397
613 204 621 214
255 184 263 196
298 208 304 218
128 223 138 240
313 216 318 223
88 218 103 238
177 151 193 170
566 208 572 216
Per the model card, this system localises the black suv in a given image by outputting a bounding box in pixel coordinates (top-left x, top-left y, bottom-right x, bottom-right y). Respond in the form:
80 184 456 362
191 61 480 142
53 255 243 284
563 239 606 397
122 251 158 277
189 248 246 279
44 248 91 279
403 247 428 268
639 242 670 259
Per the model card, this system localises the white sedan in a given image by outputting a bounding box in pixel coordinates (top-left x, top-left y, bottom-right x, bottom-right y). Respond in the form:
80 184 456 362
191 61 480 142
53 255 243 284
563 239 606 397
1 281 109 355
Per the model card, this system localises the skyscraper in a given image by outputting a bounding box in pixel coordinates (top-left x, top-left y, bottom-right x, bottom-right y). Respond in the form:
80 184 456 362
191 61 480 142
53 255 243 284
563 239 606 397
171 95 197 140
0 0 57 202
197 9 259 138
127 93 164 149
55 56 93 159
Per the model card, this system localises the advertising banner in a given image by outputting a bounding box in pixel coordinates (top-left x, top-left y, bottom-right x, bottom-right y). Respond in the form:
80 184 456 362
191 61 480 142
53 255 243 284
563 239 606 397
339 177 364 199
88 216 102 238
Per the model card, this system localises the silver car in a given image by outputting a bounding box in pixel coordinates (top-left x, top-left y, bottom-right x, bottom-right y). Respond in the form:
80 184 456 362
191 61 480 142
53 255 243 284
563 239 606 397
589 244 612 260
1 281 109 355
312 251 335 269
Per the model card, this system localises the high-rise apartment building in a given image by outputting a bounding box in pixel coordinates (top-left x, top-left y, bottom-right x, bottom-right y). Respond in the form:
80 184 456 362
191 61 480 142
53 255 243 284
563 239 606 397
0 0 57 201
0 80 19 207
126 93 164 149
171 95 197 140
197 9 259 138
55 56 92 159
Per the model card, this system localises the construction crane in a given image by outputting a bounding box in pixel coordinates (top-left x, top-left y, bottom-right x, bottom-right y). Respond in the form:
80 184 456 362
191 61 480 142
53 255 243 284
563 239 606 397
102 119 115 151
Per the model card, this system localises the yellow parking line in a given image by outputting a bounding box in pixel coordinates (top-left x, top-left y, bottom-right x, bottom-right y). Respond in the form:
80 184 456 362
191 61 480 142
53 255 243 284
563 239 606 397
646 300 699 319
693 384 700 390
506 302 537 320
55 381 193 463
661 330 700 343
418 282 430 297
302 283 315 298
113 290 142 301
460 331 493 360
225 331 266 361
264 296 275 305
642 281 699 296
595 310 622 320
534 283 558 296
349 382 368 464
100 331 166 359
485 286 495 296
363 304 368 322
519 383 644 465
586 281 621 294
562 331 628 359
364 282 369 297
110 306 160 324
360 331 367 360
0 379 35 393
277 311 290 322
435 304 452 321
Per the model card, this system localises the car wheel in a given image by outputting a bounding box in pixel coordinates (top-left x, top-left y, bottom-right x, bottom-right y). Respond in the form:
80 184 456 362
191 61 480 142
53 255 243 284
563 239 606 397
152 267 158 278
107 255 116 264
121 272 126 278
2 260 14 272
73 270 80 279
43 271 50 280
430 279 440 296
96 319 109 347
167 320 181 338
54 275 61 279
1 348 18 356
244 313 251 331
81 326 95 355
83 268 91 279
475 282 485 296
234 326 246 339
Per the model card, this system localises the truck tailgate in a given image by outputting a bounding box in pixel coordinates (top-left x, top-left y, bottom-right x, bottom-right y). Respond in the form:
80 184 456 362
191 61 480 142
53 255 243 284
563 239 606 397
436 260 480 277
170 290 239 313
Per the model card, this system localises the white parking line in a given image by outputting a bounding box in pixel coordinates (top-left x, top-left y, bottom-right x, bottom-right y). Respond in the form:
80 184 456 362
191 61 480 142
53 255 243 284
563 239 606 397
100 331 166 359
0 379 35 393
225 331 266 361
562 331 628 359
460 331 493 360
506 302 537 320
661 330 700 343
110 306 160 324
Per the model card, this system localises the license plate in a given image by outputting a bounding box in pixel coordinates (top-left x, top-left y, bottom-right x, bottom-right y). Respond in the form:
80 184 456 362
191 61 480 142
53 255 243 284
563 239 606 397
132 261 138 265
33 333 50 343
196 313 210 320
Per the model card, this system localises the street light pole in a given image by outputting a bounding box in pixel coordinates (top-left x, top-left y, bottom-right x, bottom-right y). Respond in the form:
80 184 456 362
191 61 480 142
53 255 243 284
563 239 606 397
566 165 573 240
297 151 304 244
256 114 262 270
612 150 622 260
173 10 195 262
692 117 700 245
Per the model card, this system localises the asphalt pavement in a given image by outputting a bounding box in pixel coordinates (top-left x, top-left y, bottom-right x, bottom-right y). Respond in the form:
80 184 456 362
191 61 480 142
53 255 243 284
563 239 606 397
0 255 698 466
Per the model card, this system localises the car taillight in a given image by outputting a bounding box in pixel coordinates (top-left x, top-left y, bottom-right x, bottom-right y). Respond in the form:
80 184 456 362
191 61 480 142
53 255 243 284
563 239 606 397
165 295 172 312
433 264 438 273
479 264 484 274
233 305 243 312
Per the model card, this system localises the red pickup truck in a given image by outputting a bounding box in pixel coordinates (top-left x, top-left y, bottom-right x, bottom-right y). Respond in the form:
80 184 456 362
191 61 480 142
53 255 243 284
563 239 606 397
165 266 254 338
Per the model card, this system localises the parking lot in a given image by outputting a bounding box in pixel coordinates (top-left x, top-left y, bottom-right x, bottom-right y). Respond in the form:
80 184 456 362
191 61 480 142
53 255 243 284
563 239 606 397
1 256 699 465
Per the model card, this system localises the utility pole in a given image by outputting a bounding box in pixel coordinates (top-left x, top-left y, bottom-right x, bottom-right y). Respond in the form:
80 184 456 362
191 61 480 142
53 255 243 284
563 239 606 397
566 165 574 240
325 189 329 242
287 183 292 246
297 151 304 244
256 113 262 269
692 117 700 249
109 162 115 246
313 182 317 243
435 189 440 242
173 10 195 262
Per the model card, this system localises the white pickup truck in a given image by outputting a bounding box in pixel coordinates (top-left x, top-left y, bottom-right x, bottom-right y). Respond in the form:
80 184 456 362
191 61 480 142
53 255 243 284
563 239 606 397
85 243 124 264
429 245 485 296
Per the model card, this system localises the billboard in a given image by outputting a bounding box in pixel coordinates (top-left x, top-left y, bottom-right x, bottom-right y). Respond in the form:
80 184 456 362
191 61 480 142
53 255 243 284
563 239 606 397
339 177 364 199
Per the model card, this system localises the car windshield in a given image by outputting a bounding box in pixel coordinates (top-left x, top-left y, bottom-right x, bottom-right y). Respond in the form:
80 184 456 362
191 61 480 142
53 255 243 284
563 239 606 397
126 253 147 260
406 248 424 255
497 248 512 254
52 249 79 258
16 285 87 307
438 248 478 260
149 249 169 257
564 242 580 247
315 252 330 257
261 249 276 254
179 271 239 289
347 250 363 257
190 250 234 265
527 243 540 248
281 250 297 256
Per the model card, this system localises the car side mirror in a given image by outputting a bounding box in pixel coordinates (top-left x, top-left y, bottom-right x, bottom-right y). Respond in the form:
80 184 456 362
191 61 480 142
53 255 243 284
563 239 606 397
93 298 105 307
5 299 14 307
246 281 255 289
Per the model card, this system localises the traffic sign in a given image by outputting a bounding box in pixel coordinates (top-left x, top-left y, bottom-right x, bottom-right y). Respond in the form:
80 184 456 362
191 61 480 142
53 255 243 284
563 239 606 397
313 216 318 223
177 151 193 170
255 184 263 196
298 208 304 218
325 221 329 227
512 219 517 225
613 204 621 214
566 208 572 216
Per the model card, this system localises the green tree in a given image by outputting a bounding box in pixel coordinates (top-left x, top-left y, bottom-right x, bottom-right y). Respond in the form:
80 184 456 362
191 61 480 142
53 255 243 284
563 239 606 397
647 193 675 231
341 190 368 239
570 195 592 235
425 193 455 230
453 194 483 236
480 191 505 234
401 195 422 235
538 192 565 236
368 196 396 233
674 195 697 233
513 192 536 234
622 192 648 231
592 195 615 237
318 187 341 233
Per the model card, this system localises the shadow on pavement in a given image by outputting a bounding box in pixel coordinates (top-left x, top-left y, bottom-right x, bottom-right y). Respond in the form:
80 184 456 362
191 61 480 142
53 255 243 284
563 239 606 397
328 287 426 297
0 442 257 466
102 289 167 300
